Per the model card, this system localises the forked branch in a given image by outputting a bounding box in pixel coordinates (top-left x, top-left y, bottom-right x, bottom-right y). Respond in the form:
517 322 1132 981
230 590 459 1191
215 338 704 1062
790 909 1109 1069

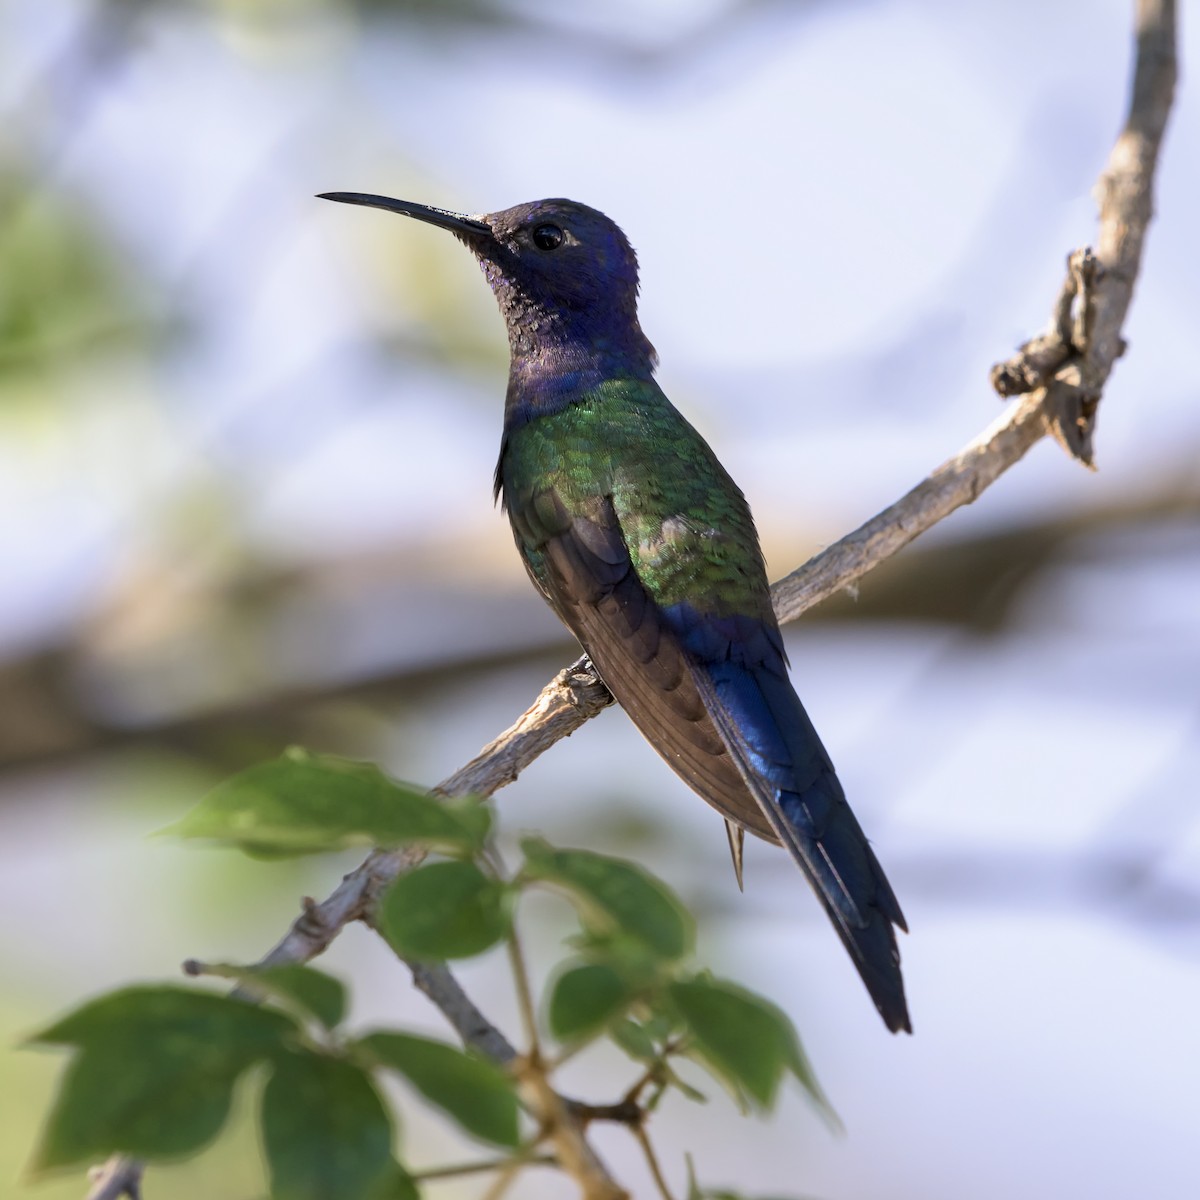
157 4 1177 1199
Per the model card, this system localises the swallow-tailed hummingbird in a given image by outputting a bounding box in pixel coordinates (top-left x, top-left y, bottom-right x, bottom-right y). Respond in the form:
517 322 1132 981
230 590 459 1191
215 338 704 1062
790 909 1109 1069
319 192 910 1032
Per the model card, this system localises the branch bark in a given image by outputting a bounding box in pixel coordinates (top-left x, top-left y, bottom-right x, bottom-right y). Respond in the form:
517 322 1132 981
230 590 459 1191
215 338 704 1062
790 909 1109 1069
84 1156 141 1200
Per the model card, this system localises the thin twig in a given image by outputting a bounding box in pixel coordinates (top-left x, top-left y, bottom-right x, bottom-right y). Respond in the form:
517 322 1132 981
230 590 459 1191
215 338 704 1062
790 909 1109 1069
479 1156 527 1200
84 1157 141 1200
514 1067 628 1200
413 1153 557 1182
408 961 519 1063
769 392 1049 620
989 249 1094 399
633 1123 678 1200
506 924 542 1059
248 657 611 974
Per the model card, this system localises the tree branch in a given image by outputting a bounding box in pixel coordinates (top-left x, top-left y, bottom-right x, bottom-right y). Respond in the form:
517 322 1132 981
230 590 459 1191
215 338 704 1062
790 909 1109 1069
413 961 628 1199
248 0 1177 974
84 1156 141 1200
769 390 1050 621
163 5 1176 1199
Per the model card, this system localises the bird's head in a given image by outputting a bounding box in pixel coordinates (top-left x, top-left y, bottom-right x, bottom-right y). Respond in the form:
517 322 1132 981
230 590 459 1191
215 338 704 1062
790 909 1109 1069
473 198 641 316
319 193 655 370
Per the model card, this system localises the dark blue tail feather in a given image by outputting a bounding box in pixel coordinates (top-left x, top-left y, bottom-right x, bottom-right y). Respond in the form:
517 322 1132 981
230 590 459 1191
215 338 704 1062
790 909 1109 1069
672 608 910 1033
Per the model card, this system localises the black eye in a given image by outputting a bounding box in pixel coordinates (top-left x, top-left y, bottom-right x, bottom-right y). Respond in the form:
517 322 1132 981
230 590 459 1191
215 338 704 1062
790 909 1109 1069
532 223 564 251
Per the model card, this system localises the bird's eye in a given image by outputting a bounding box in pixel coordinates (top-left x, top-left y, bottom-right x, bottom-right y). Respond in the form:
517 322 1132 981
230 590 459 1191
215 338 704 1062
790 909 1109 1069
532 223 564 251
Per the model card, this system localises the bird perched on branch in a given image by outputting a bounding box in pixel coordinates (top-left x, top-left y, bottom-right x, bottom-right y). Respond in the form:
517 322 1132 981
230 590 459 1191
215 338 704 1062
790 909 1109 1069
320 192 910 1033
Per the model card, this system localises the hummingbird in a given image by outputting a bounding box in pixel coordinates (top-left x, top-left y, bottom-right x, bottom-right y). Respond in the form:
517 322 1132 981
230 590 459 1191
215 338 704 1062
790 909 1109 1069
319 192 910 1033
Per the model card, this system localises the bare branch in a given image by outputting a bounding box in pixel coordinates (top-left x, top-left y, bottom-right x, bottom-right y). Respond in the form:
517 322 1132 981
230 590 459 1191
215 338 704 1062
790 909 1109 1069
1091 0 1178 380
248 656 611 973
986 0 1176 467
239 668 628 1195
413 1154 558 1183
770 390 1050 621
990 248 1097 400
241 0 1176 1034
408 962 518 1064
515 1065 629 1200
163 6 1177 1200
84 1157 141 1200
633 1122 679 1200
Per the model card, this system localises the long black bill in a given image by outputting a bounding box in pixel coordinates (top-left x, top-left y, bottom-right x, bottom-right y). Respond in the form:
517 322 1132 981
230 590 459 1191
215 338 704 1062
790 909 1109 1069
317 192 492 238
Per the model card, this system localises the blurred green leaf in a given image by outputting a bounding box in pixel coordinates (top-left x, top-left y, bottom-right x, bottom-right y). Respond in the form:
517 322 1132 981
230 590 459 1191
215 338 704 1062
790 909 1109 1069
371 1162 421 1200
200 964 347 1030
31 986 298 1052
567 926 672 985
28 986 296 1172
30 1045 238 1173
164 749 489 856
663 1065 707 1105
668 977 825 1114
379 861 509 960
609 1018 658 1064
520 838 692 960
548 962 635 1042
359 1031 518 1147
261 1049 395 1200
0 180 159 374
640 1009 682 1043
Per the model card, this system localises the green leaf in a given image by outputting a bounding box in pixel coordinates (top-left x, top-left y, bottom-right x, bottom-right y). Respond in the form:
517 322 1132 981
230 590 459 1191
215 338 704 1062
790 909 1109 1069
372 1162 421 1200
668 977 822 1113
640 1009 683 1043
609 1018 658 1063
31 1045 239 1172
261 1049 395 1200
0 183 160 375
548 963 635 1042
380 861 509 960
201 964 347 1030
520 838 692 960
164 748 489 857
663 1065 708 1105
359 1031 518 1148
567 927 672 985
28 986 297 1171
31 985 299 1051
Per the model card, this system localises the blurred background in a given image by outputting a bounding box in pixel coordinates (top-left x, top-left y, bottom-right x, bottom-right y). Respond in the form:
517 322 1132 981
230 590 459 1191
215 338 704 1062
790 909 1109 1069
1 0 1197 1197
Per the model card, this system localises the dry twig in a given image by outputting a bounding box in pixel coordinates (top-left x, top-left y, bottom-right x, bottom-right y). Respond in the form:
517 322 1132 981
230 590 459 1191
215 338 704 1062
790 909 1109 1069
84 1157 141 1200
142 4 1180 1199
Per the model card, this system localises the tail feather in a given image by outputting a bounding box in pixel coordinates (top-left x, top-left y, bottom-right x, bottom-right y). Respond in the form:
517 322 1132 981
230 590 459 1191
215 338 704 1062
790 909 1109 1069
725 820 746 891
696 659 911 1034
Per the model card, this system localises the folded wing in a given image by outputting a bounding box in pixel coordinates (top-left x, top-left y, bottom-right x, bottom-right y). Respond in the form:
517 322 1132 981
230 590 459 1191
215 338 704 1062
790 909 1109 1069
513 486 910 1032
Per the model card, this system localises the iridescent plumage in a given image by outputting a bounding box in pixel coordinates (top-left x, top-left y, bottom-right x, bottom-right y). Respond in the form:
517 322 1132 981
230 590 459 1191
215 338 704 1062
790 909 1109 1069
321 193 911 1032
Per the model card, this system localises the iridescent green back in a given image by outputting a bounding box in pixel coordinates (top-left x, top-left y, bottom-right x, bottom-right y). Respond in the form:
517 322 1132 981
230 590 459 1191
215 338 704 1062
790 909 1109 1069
499 378 774 622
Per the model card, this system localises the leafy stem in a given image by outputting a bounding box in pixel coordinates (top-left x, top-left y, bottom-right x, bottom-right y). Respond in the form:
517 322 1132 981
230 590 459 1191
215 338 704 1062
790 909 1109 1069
505 920 541 1061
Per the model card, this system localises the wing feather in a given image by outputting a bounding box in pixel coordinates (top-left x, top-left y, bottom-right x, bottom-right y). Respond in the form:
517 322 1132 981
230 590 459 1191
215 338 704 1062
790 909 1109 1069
527 492 779 842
